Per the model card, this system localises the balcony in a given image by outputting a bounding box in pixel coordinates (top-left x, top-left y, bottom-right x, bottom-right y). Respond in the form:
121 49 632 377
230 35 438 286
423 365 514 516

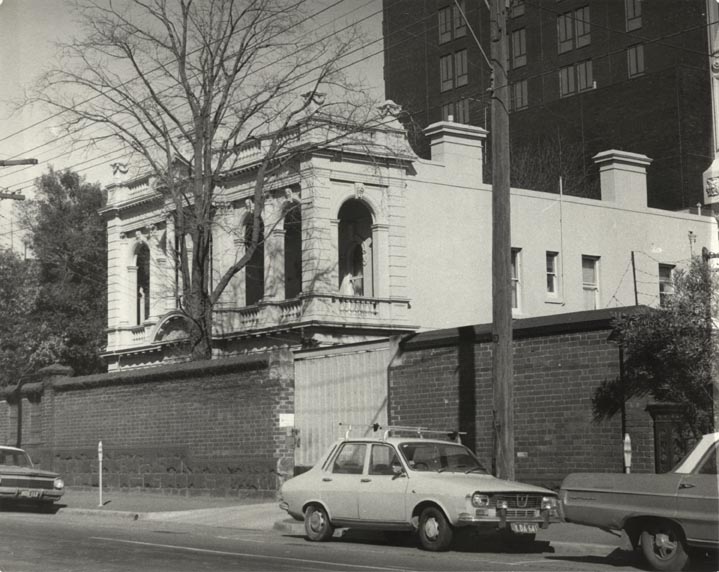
106 293 412 352
214 293 412 336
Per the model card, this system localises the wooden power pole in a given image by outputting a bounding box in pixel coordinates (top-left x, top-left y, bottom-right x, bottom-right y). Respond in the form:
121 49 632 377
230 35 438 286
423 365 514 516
490 0 514 481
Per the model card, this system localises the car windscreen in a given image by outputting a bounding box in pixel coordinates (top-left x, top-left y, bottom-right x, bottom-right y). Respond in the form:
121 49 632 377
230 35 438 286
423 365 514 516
0 450 33 468
399 442 488 473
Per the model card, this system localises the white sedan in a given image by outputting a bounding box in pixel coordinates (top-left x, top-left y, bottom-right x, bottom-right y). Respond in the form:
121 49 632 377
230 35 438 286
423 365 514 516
280 428 560 551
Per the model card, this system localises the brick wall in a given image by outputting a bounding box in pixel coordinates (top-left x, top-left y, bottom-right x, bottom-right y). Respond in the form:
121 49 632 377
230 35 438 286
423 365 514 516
389 308 656 489
0 351 295 498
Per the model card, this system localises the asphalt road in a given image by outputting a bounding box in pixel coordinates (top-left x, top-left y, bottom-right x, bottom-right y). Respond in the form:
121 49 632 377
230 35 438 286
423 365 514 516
0 508 715 572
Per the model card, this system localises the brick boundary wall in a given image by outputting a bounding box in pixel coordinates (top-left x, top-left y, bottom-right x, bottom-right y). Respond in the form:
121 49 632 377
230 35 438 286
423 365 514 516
388 307 655 489
0 350 295 499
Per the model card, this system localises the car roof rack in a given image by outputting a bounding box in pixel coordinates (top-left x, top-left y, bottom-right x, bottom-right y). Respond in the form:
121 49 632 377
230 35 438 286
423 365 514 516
374 425 467 444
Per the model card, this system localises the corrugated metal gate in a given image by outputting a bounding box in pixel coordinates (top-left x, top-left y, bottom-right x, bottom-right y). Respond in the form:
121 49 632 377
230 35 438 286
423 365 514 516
293 341 390 468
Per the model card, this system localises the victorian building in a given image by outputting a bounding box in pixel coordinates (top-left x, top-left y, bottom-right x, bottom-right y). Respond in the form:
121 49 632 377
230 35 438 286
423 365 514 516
100 110 718 372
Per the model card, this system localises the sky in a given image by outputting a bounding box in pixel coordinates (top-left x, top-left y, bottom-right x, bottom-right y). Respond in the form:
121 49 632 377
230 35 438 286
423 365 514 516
0 0 385 250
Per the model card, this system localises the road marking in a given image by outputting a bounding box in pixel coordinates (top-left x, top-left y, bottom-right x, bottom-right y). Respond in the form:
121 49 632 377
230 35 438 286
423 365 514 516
91 537 410 571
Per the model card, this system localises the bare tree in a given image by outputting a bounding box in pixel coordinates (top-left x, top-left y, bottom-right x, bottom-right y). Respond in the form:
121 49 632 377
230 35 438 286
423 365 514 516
30 0 380 359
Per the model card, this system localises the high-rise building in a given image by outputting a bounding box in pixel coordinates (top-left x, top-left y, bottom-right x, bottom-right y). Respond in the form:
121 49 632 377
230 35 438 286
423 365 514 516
382 0 712 211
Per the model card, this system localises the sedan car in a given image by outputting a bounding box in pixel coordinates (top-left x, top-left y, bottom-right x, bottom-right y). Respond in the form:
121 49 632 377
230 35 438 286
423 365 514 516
0 446 65 509
280 427 560 551
561 432 719 571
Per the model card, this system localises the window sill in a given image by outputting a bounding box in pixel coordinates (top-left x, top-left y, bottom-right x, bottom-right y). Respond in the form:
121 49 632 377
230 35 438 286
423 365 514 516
545 297 564 305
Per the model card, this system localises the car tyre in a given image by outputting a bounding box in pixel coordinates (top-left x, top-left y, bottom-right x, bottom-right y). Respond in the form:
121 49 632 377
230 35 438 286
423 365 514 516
418 506 453 551
640 522 688 571
304 505 334 542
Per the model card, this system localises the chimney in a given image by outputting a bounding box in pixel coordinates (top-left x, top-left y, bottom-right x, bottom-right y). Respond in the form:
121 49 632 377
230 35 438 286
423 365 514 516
593 150 652 209
423 121 488 179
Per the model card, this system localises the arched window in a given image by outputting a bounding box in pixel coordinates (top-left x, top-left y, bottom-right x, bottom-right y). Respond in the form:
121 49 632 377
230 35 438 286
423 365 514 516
338 199 373 297
135 242 151 324
244 217 264 306
284 205 302 299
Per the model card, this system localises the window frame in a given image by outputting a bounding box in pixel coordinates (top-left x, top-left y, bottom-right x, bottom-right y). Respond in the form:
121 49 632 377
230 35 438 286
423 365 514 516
439 6 453 44
574 6 591 48
331 442 368 475
512 28 527 68
440 53 454 92
511 79 528 111
576 59 593 92
558 7 590 53
455 49 468 86
511 247 522 311
581 255 600 310
658 264 674 307
559 64 575 97
546 251 560 299
625 0 642 31
627 44 645 78
455 98 470 123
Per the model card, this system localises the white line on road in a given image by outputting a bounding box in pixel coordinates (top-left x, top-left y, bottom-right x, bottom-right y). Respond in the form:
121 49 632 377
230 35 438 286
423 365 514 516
90 537 411 571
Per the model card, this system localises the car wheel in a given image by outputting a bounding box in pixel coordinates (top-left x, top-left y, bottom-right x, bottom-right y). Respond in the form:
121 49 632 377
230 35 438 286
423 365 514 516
418 506 453 551
640 522 688 571
304 505 334 542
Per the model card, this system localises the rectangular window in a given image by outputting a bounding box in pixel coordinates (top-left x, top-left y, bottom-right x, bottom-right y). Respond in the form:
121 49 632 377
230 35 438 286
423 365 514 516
627 44 645 77
455 49 468 86
441 102 454 121
511 0 525 18
625 0 641 31
576 59 593 91
439 6 453 43
558 7 590 52
455 98 470 123
659 264 674 307
574 6 591 48
454 0 467 38
511 248 522 311
440 54 453 91
582 256 600 310
511 80 528 111
512 28 527 68
559 65 575 97
557 12 574 53
546 251 559 297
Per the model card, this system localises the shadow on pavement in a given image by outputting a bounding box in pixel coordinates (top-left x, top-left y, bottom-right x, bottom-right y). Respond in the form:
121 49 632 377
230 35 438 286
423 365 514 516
547 548 719 572
0 500 62 514
325 528 556 555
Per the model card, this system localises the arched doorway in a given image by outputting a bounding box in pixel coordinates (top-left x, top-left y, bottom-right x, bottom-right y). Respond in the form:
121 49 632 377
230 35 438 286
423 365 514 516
135 242 151 324
244 217 264 306
284 205 302 299
337 199 373 297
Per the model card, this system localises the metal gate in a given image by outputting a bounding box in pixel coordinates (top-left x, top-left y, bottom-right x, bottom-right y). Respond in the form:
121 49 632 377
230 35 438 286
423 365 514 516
293 341 391 469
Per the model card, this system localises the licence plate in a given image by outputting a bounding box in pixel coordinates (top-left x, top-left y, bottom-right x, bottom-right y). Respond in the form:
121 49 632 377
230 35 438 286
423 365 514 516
510 522 538 534
19 490 41 499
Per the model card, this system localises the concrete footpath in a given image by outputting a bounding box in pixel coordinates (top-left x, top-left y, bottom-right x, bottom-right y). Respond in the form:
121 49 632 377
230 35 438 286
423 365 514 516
57 489 627 550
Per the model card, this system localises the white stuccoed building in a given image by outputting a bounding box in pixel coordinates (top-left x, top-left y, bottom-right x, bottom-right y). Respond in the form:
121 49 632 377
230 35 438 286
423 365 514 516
100 113 719 371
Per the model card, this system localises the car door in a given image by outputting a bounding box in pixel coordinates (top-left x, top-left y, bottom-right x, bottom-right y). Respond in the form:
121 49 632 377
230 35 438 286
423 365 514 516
676 443 719 545
357 444 409 524
319 442 367 522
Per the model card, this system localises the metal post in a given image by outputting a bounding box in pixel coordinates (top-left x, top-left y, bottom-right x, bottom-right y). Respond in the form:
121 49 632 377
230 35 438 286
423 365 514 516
98 441 103 507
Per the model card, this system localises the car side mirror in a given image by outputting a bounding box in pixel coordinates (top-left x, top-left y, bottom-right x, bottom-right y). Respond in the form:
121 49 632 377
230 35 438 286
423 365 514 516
391 464 406 478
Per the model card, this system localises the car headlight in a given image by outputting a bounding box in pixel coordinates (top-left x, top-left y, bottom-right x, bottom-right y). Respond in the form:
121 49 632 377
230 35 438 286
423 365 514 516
471 493 490 507
541 496 557 510
54 478 64 490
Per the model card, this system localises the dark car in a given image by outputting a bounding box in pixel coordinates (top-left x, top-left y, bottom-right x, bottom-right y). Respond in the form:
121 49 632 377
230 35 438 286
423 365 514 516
560 432 719 571
0 446 64 510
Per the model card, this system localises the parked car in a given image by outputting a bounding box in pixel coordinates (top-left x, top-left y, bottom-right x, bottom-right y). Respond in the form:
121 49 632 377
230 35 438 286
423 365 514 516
279 426 561 551
560 432 719 571
0 446 64 510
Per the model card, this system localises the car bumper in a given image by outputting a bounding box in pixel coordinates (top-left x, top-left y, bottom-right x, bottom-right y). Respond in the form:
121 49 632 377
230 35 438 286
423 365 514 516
457 508 560 529
0 487 63 502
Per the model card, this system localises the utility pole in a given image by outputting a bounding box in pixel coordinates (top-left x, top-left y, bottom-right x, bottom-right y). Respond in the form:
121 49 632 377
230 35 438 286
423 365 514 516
490 0 514 480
